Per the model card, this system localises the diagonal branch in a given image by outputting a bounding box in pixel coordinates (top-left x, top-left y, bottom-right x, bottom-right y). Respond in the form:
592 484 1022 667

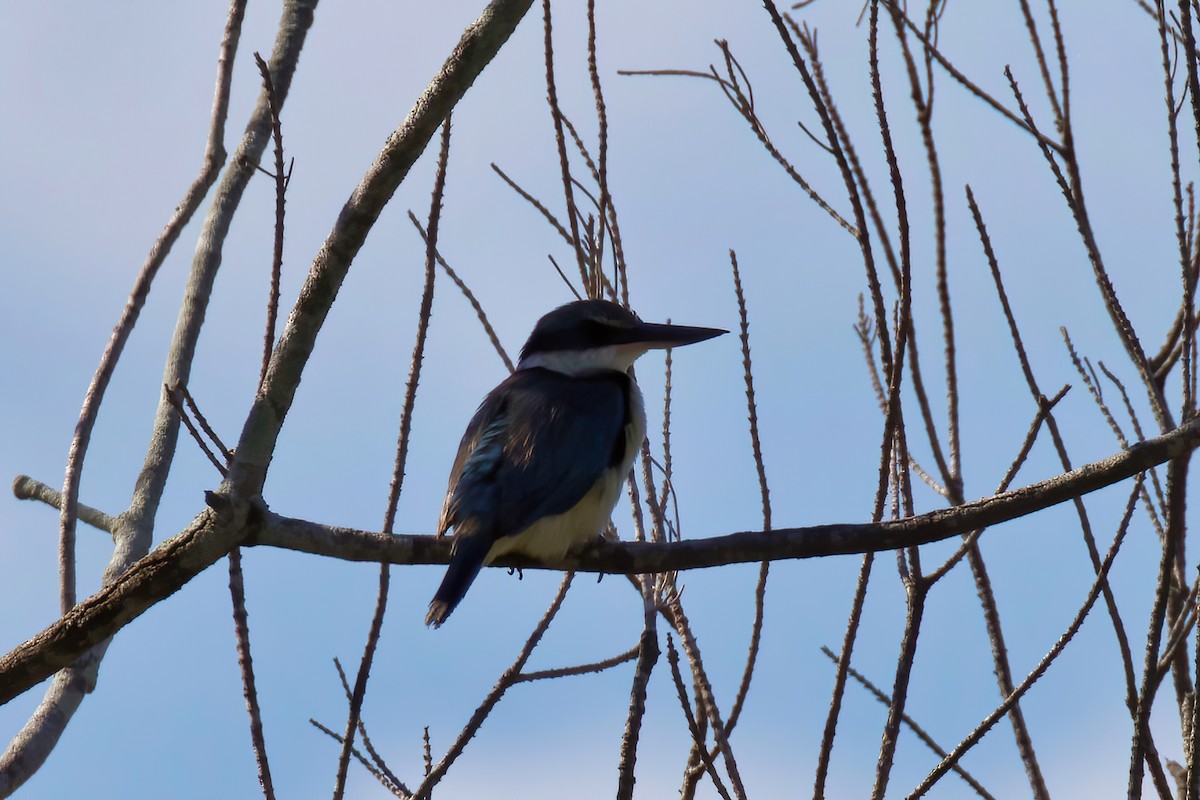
412 574 574 799
332 115 451 800
909 476 1142 798
1 9 533 791
220 0 536 504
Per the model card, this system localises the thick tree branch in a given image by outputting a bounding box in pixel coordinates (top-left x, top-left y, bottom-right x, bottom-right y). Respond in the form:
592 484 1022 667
222 0 535 502
255 414 1200 569
0 507 240 707
7 415 1200 708
0 0 539 721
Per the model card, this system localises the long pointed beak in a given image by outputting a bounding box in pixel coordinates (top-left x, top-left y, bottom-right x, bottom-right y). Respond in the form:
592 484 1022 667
622 320 728 349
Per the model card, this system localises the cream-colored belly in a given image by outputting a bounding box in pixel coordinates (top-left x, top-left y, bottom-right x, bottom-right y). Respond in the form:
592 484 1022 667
485 470 625 562
485 382 645 563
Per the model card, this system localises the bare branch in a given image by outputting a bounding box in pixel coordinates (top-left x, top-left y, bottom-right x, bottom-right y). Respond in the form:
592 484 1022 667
515 643 639 683
909 479 1141 797
408 214 514 373
666 635 733 800
254 50 288 389
491 162 575 249
540 0 588 286
332 116 451 799
725 250 771 738
669 597 748 799
309 719 407 798
9 413 1199 708
12 475 115 535
228 51 292 800
881 0 1066 154
814 552 874 799
615 585 660 800
412 574 574 799
968 183 1142 726
820 646 996 799
227 547 273 800
221 0 535 502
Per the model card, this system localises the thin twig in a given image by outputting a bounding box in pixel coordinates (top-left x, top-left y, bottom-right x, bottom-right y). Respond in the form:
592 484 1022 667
871 584 926 799
516 644 639 683
615 581 660 800
176 383 232 459
925 384 1070 585
227 546 273 799
819 647 996 799
333 117 451 800
309 719 406 798
659 344 675 516
546 253 582 299
1008 65 1173 434
584 1 627 301
541 0 587 285
413 574 574 799
1158 578 1200 676
254 51 287 389
165 385 229 476
1154 0 1197 421
409 214 514 372
222 52 294 800
618 55 856 237
491 163 574 249
726 251 771 735
671 593 748 800
881 0 961 497
1015 0 1065 127
968 183 1141 726
330 658 410 794
815 550 871 800
881 0 1066 154
666 635 733 800
1131 456 1191 797
1098 362 1167 528
910 479 1141 798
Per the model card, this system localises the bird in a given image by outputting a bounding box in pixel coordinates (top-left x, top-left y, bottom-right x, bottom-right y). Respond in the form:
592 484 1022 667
426 299 726 627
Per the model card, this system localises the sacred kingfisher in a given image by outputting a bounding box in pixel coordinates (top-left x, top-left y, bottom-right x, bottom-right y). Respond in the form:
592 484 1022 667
426 299 726 627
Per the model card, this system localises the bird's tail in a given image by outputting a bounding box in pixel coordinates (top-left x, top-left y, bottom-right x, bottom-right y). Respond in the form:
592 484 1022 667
426 527 493 627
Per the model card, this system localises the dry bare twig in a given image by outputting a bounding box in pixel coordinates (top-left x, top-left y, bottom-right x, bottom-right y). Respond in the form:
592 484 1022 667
412 574 575 800
818 646 996 800
332 116 452 800
9 412 1200 709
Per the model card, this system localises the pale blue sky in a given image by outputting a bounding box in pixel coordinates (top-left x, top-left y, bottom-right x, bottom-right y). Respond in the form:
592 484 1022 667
0 2 1184 797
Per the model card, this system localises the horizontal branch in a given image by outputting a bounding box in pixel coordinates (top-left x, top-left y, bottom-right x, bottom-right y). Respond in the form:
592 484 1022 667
5 416 1200 707
253 416 1200 570
12 476 116 535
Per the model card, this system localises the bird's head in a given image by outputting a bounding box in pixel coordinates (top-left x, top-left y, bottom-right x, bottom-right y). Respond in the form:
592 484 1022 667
516 299 726 375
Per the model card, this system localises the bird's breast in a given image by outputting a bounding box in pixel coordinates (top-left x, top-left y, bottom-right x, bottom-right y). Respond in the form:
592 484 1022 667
619 378 647 475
